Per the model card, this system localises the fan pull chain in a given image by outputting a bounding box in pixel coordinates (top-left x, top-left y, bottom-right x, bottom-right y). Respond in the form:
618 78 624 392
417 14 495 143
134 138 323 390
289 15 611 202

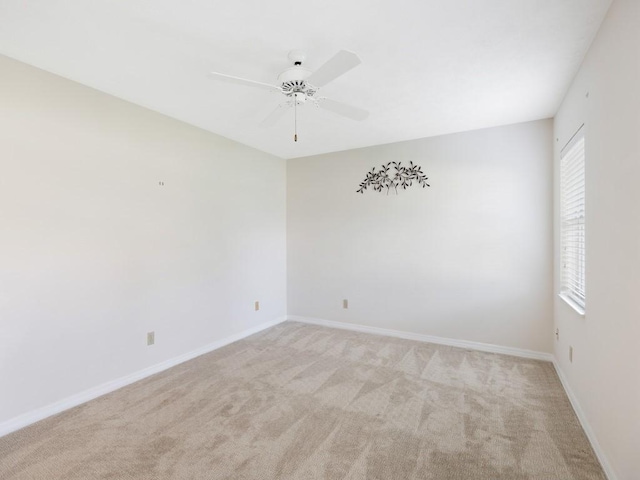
294 95 298 142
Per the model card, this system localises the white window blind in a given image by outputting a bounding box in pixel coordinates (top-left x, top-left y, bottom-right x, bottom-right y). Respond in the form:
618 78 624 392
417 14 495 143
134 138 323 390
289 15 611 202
560 126 586 313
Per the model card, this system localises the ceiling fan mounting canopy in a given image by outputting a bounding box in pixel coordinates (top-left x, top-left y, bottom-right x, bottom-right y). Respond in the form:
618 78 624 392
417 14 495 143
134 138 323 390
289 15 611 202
287 49 306 66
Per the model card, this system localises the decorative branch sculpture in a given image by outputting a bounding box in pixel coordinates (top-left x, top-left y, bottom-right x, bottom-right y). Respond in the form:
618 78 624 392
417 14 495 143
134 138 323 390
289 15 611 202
356 161 430 194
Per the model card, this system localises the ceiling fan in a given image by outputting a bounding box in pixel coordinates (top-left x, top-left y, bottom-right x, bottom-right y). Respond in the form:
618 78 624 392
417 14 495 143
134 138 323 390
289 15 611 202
209 50 369 142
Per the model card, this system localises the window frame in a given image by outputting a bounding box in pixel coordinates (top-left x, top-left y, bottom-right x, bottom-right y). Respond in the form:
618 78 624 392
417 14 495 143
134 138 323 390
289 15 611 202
559 125 586 315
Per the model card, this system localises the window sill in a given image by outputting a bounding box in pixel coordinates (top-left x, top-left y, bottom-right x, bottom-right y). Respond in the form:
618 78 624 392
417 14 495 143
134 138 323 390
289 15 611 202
559 293 585 316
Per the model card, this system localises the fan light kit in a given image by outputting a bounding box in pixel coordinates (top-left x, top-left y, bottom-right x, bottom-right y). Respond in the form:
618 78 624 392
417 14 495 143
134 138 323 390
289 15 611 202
209 50 369 142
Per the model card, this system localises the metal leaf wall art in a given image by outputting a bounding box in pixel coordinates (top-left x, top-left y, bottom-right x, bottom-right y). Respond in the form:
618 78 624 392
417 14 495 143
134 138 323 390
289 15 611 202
356 161 430 194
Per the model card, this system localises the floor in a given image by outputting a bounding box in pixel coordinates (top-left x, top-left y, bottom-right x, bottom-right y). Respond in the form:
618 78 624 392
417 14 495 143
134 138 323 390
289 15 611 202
0 321 605 479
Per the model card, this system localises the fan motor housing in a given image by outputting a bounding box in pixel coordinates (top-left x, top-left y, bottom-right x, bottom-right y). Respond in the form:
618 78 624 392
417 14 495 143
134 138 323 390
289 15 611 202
278 66 311 85
278 67 317 98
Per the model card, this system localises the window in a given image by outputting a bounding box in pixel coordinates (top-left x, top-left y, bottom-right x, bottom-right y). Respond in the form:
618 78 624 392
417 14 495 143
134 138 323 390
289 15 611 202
560 126 586 314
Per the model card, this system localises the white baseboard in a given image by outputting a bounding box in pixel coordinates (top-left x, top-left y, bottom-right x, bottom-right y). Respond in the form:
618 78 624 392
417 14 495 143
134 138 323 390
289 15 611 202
552 361 618 480
288 315 554 362
0 316 286 438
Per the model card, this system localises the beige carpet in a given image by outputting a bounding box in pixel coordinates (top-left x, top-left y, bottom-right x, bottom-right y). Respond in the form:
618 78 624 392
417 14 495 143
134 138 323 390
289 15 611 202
0 321 605 479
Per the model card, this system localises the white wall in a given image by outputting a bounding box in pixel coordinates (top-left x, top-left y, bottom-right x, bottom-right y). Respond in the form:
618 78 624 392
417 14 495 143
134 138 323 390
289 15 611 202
0 55 287 425
553 1 640 479
288 119 553 353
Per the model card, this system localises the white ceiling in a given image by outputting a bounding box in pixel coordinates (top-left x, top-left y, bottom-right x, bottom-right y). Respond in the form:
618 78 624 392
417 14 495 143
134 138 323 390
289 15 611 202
0 0 611 159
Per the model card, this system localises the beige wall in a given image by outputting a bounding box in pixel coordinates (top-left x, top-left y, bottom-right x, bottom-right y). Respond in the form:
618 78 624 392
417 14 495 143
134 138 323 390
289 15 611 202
553 0 640 479
288 120 554 353
0 55 287 424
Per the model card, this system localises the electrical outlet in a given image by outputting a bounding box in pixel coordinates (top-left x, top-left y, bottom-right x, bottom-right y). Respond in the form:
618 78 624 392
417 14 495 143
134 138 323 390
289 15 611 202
569 346 573 363
147 331 155 346
343 299 348 309
254 301 260 311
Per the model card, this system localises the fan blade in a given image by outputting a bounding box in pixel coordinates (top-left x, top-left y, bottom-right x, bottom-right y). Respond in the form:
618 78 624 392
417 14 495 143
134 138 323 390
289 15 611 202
260 103 291 127
307 50 362 87
319 98 369 121
208 72 281 92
